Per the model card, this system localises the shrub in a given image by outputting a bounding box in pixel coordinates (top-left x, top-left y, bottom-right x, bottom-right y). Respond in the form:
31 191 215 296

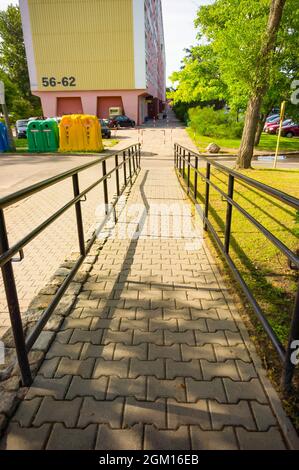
188 107 244 139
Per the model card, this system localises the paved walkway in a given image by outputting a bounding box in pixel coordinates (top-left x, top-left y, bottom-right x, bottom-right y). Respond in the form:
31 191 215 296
1 113 297 450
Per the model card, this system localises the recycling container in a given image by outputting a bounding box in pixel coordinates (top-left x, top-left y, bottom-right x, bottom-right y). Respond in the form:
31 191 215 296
27 120 45 152
0 123 9 152
59 115 103 152
41 119 59 152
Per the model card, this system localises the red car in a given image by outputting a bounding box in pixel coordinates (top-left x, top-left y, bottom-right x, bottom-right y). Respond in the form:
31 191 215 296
280 122 299 138
264 116 280 131
265 119 292 134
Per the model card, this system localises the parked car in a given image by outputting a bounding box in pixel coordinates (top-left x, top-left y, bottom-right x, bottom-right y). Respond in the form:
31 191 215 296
279 122 299 138
265 119 293 134
265 114 280 123
264 116 281 132
108 115 135 129
99 119 111 139
15 119 29 138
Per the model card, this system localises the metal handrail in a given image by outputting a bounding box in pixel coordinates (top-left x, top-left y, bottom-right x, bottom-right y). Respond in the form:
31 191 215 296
174 143 299 392
0 143 141 385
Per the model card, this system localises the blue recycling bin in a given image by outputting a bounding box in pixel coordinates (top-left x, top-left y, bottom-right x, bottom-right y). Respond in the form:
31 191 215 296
0 123 9 152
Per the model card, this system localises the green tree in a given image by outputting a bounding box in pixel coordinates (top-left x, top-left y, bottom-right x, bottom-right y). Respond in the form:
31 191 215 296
0 4 41 116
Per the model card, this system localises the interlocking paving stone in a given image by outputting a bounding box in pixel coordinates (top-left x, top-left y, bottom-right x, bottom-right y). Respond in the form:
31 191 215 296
38 357 60 378
149 344 181 360
250 402 277 431
209 401 256 431
93 358 129 379
107 377 146 400
25 376 71 400
1 423 51 450
223 378 268 404
186 378 226 403
123 398 166 428
167 400 210 430
214 344 251 362
66 377 108 400
101 329 133 345
12 398 43 427
195 331 228 346
78 398 124 428
149 318 178 331
164 331 196 346
114 343 147 360
200 360 239 380
207 318 238 332
80 342 115 360
236 360 258 380
166 359 202 380
236 427 286 450
190 308 218 320
177 319 206 332
134 330 163 345
130 359 165 379
47 343 82 360
91 318 121 330
120 319 149 331
69 329 103 345
46 424 97 450
181 344 214 361
147 378 187 402
55 358 95 378
190 426 238 450
163 308 191 320
144 425 191 450
96 424 143 450
33 397 82 427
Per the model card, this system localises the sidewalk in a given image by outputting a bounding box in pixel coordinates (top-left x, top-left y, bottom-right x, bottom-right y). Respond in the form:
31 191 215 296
1 113 298 450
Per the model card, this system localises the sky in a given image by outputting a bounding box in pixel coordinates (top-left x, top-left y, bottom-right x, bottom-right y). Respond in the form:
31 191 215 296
0 0 214 85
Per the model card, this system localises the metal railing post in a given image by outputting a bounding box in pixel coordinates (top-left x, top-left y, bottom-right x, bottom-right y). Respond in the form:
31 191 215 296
123 151 127 186
102 160 109 215
194 156 198 200
187 152 191 193
179 146 182 174
115 154 120 197
0 209 32 386
204 162 211 231
138 143 141 168
182 149 186 179
282 285 299 393
224 175 234 254
174 144 177 167
128 148 133 184
72 174 85 256
132 146 136 174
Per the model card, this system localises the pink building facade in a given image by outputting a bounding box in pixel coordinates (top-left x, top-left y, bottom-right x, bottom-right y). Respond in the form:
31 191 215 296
20 0 166 125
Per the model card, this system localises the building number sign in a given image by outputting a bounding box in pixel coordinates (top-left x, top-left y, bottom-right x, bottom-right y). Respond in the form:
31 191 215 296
42 76 76 87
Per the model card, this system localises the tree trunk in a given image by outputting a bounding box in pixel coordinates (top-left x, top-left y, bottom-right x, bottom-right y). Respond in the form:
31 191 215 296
254 113 268 147
237 94 262 168
237 0 287 169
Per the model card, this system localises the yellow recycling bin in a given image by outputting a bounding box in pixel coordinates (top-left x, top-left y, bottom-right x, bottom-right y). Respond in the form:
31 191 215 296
59 115 103 152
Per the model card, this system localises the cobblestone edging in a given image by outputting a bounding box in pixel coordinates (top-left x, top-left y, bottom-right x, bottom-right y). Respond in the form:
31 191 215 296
0 180 135 437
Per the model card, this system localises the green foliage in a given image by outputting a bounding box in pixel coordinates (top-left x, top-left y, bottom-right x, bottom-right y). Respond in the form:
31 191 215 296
188 107 244 139
0 5 41 119
170 0 299 123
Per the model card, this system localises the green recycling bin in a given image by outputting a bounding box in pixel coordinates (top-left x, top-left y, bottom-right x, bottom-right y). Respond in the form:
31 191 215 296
27 120 45 152
41 119 59 152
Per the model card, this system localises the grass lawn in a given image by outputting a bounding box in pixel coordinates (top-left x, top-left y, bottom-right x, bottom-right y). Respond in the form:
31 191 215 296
12 138 119 153
183 166 299 425
185 165 299 356
188 128 299 153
